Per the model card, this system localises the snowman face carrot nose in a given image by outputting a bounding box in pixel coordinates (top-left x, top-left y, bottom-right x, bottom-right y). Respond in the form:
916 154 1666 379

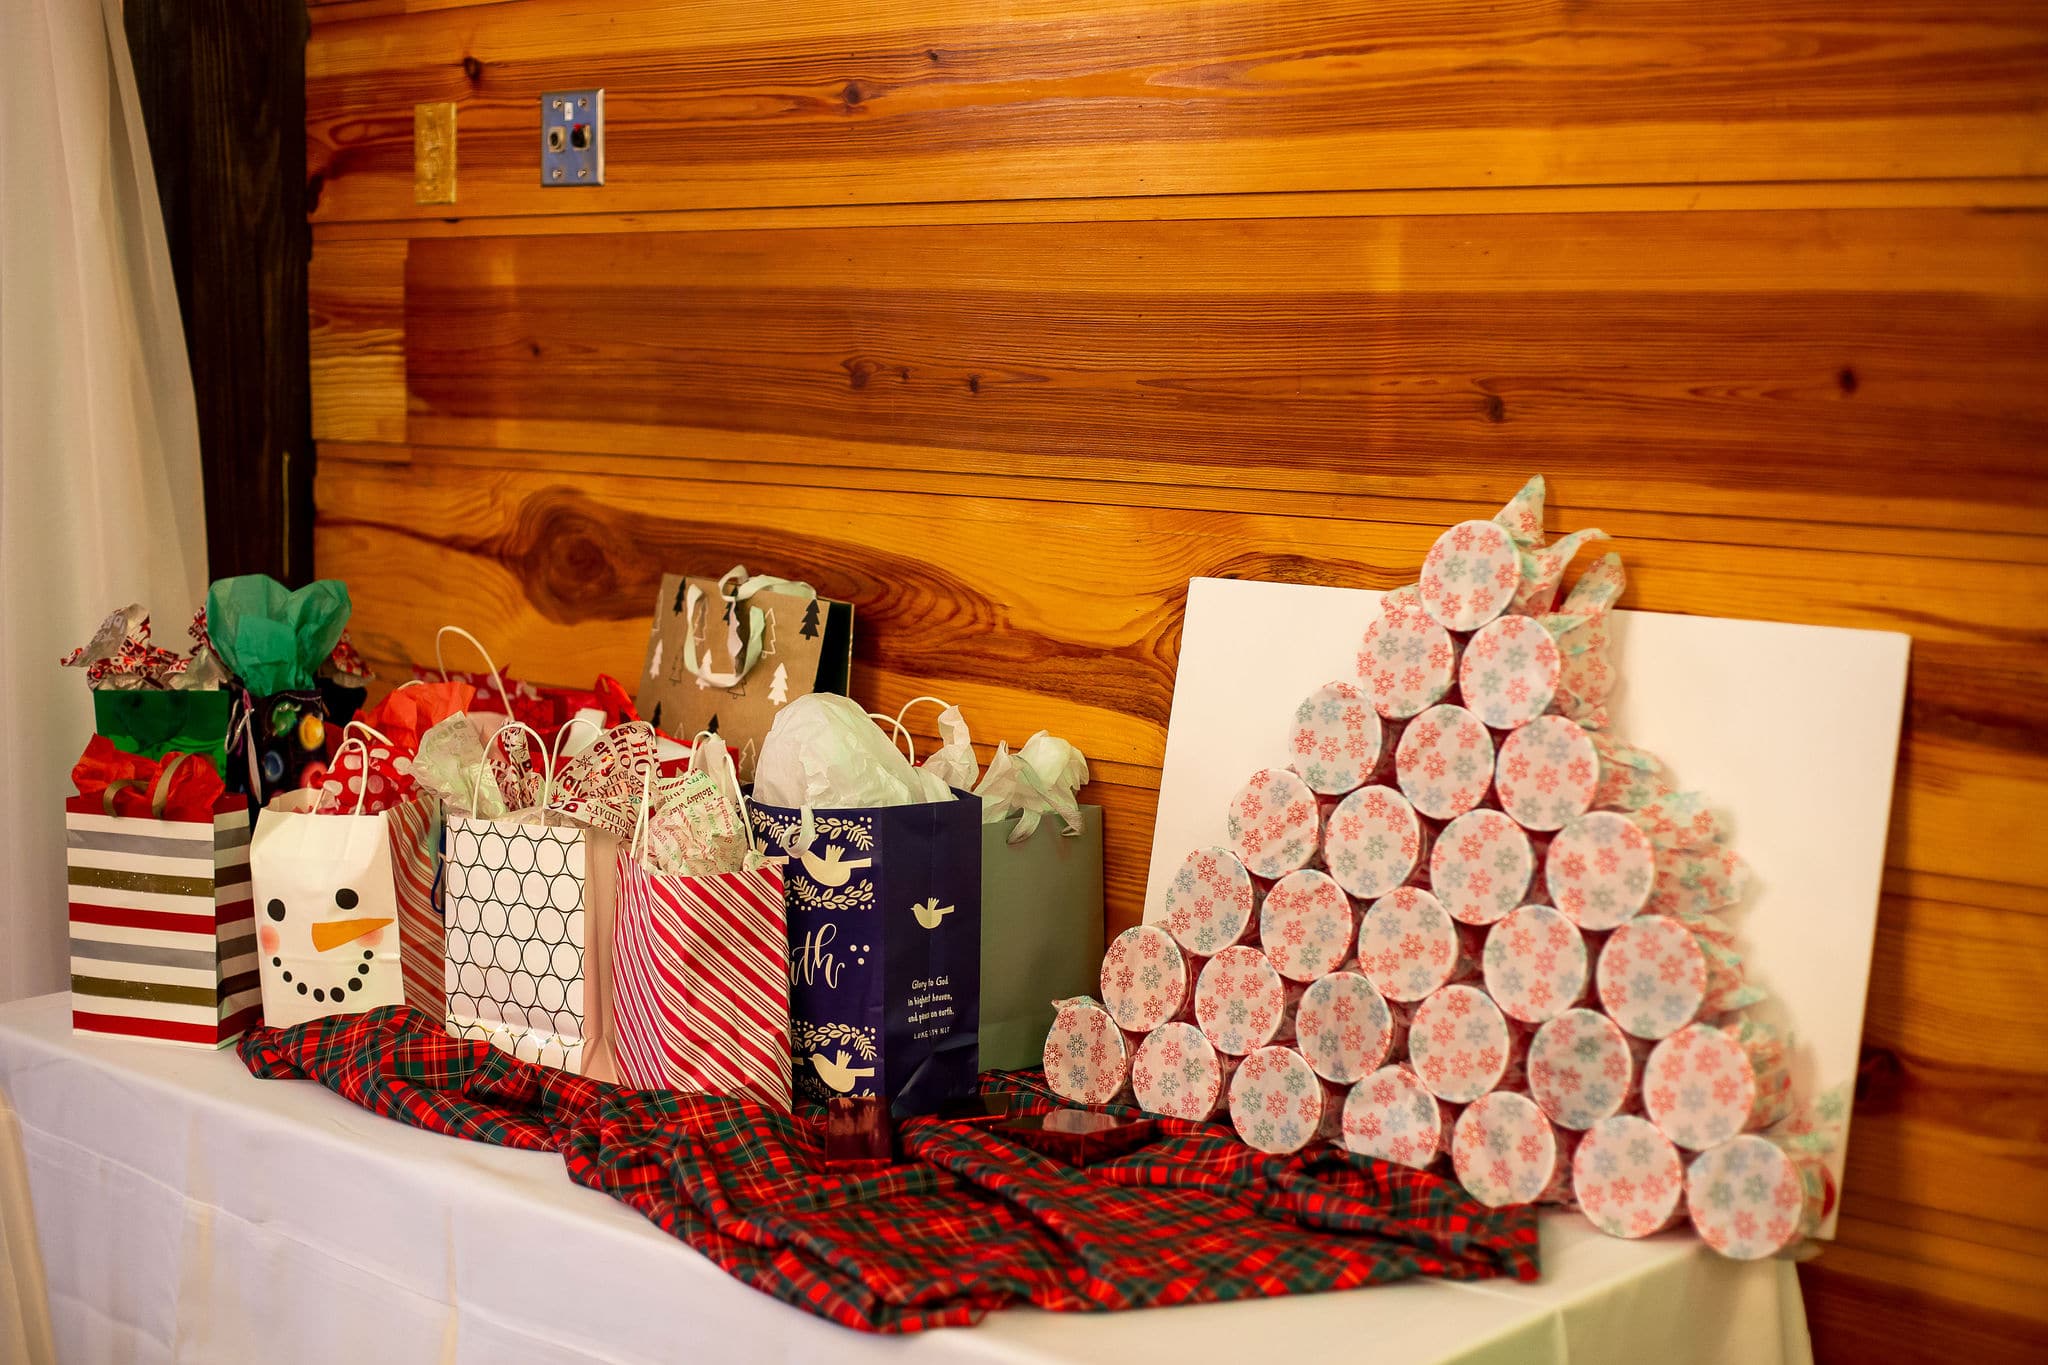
310 917 393 953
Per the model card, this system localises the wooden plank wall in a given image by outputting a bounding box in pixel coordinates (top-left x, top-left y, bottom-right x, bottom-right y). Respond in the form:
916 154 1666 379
303 1 2048 1357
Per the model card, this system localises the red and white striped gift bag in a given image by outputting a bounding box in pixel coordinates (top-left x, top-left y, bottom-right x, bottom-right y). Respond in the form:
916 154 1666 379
384 791 444 1019
611 852 792 1109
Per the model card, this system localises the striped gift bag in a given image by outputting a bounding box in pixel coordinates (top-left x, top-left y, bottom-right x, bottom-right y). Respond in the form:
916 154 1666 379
384 790 445 1018
612 851 791 1108
65 793 260 1047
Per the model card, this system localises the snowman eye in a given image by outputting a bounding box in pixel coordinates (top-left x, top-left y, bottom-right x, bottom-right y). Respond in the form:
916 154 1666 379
335 887 359 910
266 899 286 922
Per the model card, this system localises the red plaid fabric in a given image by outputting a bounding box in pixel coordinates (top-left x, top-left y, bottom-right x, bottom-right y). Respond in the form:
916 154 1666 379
242 1007 1539 1333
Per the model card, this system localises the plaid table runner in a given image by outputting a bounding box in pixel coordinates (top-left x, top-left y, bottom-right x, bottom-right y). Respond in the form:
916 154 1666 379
242 1007 1538 1333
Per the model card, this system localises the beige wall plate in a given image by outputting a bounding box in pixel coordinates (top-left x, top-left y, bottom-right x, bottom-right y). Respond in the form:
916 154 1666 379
414 102 456 205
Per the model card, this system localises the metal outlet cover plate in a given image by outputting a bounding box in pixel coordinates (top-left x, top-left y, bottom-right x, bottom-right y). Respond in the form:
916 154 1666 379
541 89 603 186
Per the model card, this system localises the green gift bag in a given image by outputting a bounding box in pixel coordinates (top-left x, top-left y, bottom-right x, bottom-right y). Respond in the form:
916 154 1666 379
92 690 232 774
978 805 1105 1071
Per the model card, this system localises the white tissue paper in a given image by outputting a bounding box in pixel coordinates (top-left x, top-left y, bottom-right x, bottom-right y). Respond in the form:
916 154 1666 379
754 694 959 812
920 703 981 792
974 731 1090 843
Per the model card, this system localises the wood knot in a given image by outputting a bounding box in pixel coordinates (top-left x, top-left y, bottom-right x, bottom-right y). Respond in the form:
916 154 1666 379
843 81 864 106
1482 394 1506 423
461 55 483 82
1837 366 1859 395
967 375 981 395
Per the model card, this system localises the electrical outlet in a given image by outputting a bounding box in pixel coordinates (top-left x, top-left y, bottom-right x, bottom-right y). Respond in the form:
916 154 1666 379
541 89 603 186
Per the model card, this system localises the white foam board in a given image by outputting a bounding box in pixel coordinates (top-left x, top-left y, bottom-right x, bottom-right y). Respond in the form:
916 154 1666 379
1146 577 1909 1237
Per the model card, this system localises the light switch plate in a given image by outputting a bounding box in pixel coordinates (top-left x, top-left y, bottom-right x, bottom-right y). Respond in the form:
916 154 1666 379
541 89 604 186
414 102 456 204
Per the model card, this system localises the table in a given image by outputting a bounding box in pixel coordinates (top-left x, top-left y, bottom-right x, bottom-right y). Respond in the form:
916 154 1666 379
0 993 1812 1364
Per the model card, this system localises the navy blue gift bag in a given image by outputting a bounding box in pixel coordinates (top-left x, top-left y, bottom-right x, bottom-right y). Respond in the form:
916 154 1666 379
748 792 982 1115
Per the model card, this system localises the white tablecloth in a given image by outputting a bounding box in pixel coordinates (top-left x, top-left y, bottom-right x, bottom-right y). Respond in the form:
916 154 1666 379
0 993 1812 1365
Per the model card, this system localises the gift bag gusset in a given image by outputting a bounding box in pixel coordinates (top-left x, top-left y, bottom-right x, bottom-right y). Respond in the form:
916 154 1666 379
433 720 649 1077
66 739 259 1047
636 566 855 782
749 696 982 1115
610 737 793 1107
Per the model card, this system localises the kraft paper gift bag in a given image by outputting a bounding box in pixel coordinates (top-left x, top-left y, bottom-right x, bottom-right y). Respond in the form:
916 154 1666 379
65 739 261 1047
249 787 406 1031
635 566 854 781
434 721 652 1076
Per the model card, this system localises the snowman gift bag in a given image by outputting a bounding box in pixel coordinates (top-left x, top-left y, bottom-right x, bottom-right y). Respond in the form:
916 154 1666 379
250 780 406 1030
749 697 983 1115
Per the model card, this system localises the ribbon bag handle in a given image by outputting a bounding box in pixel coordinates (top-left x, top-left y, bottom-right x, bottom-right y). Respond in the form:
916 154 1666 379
680 565 818 689
434 626 514 716
99 751 196 819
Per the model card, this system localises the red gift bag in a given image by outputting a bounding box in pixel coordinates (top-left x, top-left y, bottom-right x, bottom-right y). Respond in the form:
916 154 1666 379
611 852 791 1109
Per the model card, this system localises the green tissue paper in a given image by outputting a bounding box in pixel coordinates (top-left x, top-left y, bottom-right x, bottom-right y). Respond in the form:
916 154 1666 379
204 576 352 696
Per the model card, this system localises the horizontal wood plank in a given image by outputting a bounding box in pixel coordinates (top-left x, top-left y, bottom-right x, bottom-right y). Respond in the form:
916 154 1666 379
1802 1261 2048 1364
314 452 2048 901
302 208 2048 538
307 178 2048 240
309 238 407 444
305 0 2048 221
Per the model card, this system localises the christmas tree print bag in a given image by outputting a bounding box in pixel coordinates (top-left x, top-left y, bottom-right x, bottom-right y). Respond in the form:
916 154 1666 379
634 567 854 783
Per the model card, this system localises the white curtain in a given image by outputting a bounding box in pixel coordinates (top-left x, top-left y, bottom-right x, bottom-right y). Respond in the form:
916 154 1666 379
0 0 209 1005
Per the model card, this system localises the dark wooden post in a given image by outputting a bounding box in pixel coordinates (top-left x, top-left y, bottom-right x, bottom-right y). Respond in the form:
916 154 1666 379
123 0 313 585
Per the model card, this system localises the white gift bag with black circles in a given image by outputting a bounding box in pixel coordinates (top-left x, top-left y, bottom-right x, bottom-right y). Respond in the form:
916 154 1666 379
441 815 619 1074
